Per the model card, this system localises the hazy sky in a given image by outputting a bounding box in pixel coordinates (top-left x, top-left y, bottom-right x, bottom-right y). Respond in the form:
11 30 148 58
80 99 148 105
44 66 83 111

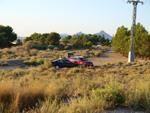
0 0 150 37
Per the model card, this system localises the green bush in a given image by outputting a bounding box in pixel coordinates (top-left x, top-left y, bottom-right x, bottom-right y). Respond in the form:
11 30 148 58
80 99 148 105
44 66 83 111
93 84 125 106
64 45 72 50
32 45 47 50
48 45 56 50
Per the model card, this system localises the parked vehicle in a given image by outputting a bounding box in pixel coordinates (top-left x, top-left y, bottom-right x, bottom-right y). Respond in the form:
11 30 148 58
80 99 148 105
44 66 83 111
66 53 74 59
52 59 78 70
68 56 93 67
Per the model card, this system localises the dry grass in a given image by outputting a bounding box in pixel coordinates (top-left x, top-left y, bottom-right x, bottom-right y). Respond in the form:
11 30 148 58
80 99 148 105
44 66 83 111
0 46 149 112
0 61 150 112
0 46 110 60
94 50 103 57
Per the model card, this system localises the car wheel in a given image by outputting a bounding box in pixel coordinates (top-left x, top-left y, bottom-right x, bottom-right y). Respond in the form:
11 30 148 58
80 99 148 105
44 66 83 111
55 65 60 70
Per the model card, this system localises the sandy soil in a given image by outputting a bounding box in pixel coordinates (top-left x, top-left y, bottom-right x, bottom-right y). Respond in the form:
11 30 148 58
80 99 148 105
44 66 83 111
88 50 128 66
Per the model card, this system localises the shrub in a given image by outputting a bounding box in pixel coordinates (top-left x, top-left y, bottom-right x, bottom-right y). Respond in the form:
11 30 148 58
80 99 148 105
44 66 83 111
32 45 47 50
94 50 103 57
0 62 8 66
82 53 89 58
92 84 125 106
23 59 44 66
48 45 55 50
30 49 38 56
53 47 59 50
64 45 72 50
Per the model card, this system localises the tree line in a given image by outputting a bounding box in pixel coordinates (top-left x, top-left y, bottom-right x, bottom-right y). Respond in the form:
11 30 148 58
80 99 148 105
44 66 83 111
62 34 110 48
0 24 111 49
0 25 17 48
24 32 111 48
112 23 150 58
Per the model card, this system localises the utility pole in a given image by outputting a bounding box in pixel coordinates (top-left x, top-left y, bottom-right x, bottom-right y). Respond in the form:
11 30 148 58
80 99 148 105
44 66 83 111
127 0 143 62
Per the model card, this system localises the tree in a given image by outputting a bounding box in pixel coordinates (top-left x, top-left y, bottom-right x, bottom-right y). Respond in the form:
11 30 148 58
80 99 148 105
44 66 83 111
45 32 61 45
99 35 106 46
135 23 150 57
112 26 130 55
61 38 69 46
73 39 81 48
70 35 78 44
16 39 22 45
0 34 8 48
90 34 99 45
86 41 93 47
38 36 46 45
112 23 150 58
81 35 89 47
65 35 72 41
0 25 17 48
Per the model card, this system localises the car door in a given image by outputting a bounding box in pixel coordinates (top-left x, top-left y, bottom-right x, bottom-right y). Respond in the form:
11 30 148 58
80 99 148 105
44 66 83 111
65 60 75 67
69 58 75 63
73 58 80 64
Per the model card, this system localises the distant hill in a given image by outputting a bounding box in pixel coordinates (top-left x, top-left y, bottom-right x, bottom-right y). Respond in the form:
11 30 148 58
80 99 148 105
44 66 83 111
95 30 112 40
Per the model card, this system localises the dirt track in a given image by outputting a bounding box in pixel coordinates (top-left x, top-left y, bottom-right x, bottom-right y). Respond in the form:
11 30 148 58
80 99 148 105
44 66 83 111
0 59 27 70
88 50 128 66
0 50 128 69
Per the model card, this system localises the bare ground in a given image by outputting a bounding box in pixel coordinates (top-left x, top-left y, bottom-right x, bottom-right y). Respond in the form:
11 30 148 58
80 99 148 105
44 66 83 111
88 50 128 66
0 59 27 70
0 50 128 69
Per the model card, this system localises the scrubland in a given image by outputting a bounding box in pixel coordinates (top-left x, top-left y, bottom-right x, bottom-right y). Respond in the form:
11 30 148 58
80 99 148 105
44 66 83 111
0 46 149 112
0 46 109 59
0 60 150 112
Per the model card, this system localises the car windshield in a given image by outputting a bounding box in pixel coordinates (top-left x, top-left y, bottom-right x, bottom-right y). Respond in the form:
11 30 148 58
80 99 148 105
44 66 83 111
80 58 88 61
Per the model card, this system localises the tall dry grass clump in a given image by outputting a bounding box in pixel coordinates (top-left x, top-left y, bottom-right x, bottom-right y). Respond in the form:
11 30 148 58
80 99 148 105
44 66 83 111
94 50 103 57
0 81 46 112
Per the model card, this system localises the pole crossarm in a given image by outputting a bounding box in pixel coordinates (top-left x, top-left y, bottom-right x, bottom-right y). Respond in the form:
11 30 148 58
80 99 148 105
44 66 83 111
127 0 143 5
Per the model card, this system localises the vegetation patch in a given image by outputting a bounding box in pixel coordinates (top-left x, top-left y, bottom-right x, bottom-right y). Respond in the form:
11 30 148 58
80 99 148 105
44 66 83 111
23 59 44 66
0 61 150 112
0 62 8 66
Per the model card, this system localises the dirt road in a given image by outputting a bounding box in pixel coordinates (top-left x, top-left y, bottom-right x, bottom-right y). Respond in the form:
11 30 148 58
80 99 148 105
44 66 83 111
88 50 128 66
0 50 128 69
0 59 26 70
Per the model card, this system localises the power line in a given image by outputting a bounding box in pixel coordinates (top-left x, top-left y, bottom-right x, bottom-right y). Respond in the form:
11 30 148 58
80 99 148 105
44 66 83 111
127 0 143 62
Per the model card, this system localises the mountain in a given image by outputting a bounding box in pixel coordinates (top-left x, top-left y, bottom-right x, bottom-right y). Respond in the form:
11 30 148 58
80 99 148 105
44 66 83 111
75 31 112 40
49 30 113 40
95 30 112 40
76 31 86 35
60 34 69 38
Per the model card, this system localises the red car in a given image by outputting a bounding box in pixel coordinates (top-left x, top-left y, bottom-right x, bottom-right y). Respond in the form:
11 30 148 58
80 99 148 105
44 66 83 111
68 56 93 67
